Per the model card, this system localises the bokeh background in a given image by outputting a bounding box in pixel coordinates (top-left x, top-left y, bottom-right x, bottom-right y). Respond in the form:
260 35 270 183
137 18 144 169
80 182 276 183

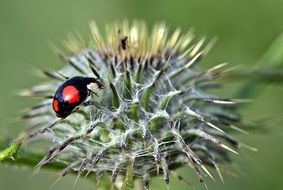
1 0 283 190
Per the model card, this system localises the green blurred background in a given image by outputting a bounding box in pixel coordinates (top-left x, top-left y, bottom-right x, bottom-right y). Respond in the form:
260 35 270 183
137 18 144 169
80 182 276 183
1 0 283 189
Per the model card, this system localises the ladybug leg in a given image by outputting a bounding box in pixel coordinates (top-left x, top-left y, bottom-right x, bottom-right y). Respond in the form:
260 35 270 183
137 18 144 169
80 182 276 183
82 100 99 107
63 107 81 117
82 100 110 114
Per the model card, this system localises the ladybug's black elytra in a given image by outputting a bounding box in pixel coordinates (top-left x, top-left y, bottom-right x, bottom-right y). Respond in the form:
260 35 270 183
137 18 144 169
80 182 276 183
52 76 103 118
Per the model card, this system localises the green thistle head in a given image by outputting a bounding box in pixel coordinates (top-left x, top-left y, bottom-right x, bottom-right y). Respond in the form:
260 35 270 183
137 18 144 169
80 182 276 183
3 20 251 189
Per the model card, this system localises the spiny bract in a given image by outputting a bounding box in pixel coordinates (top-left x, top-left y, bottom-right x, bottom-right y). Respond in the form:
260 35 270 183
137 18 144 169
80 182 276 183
20 20 246 189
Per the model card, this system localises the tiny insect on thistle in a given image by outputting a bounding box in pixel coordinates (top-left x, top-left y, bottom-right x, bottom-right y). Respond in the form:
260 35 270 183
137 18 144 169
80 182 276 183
52 76 104 118
0 20 256 189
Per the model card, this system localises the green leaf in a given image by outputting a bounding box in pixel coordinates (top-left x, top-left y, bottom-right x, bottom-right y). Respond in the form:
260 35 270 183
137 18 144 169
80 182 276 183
0 141 22 161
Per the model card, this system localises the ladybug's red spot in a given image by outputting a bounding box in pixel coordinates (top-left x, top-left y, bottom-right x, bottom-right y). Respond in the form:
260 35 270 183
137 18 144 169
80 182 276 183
53 99 59 112
62 85 80 104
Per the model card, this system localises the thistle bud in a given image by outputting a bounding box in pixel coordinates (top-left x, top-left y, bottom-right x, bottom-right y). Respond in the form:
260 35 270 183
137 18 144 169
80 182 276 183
14 20 251 189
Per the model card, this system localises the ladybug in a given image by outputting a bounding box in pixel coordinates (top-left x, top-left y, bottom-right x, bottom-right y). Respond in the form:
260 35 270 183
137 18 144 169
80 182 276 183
52 76 103 118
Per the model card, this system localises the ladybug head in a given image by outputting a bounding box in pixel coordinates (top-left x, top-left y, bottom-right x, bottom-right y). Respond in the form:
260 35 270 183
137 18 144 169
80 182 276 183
85 77 104 94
